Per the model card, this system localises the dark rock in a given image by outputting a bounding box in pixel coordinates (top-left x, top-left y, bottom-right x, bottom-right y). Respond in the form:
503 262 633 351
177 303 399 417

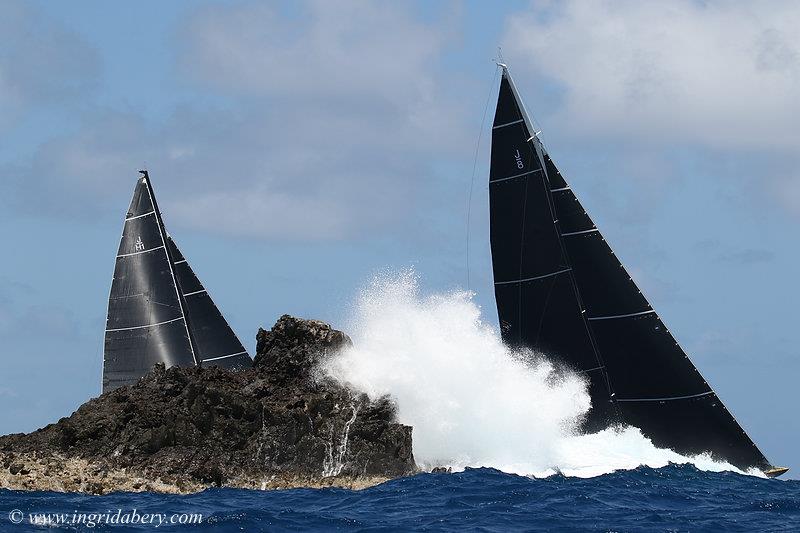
0 316 416 493
253 315 352 381
431 466 452 474
9 463 23 475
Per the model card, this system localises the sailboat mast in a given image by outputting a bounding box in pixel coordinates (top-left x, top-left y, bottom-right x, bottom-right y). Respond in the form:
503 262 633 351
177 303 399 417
498 66 619 420
139 171 199 366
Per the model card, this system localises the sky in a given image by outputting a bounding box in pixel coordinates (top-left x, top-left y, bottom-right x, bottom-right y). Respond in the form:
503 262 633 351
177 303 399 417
0 0 797 477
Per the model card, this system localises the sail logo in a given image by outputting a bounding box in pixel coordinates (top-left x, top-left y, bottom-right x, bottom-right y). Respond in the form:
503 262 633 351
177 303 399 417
514 150 524 169
134 236 145 252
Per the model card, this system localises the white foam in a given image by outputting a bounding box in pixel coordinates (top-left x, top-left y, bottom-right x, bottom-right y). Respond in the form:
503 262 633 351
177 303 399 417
324 270 762 478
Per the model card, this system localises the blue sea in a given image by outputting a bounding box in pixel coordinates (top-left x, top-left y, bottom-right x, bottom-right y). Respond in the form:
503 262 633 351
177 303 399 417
1 465 798 531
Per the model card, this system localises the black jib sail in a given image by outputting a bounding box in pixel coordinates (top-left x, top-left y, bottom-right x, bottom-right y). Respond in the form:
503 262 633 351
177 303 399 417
103 171 251 392
488 65 786 476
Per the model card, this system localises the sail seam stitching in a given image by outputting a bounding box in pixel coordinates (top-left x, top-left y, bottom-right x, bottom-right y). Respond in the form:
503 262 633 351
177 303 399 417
182 289 207 297
202 351 248 362
492 119 523 129
588 309 655 321
125 210 155 221
106 316 184 332
491 169 542 184
116 245 165 258
495 268 572 285
561 228 598 236
615 391 713 402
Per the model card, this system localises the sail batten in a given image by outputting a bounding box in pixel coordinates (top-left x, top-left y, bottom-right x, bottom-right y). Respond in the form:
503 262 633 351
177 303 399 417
106 316 185 333
488 66 777 473
103 172 251 392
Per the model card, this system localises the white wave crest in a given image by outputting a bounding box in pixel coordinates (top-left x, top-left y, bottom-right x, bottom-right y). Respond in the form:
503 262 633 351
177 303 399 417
324 270 761 478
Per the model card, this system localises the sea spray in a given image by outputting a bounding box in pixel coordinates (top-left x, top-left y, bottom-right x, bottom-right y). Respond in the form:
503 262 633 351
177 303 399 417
325 270 754 478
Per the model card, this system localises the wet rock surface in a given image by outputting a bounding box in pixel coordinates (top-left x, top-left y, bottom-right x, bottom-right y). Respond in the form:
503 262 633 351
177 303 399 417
0 315 416 494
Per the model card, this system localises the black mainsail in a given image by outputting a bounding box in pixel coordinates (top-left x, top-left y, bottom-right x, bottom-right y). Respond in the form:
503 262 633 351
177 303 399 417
488 65 785 476
103 171 251 392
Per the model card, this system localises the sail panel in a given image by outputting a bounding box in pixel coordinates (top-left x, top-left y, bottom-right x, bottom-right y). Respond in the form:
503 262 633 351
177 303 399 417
590 313 710 398
551 189 594 234
107 250 184 330
562 231 652 318
169 243 204 295
619 393 769 470
490 177 568 282
116 216 163 257
543 153 569 190
181 292 251 368
496 274 598 371
489 123 540 182
103 319 195 391
494 279 521 343
492 77 523 127
125 178 154 218
167 237 252 369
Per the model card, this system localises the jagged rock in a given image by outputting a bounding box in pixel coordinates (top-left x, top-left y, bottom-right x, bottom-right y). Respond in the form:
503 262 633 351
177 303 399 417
0 316 416 494
253 315 352 380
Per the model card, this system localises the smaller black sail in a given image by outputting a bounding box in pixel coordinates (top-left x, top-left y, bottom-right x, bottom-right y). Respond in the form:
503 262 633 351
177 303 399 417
103 172 251 392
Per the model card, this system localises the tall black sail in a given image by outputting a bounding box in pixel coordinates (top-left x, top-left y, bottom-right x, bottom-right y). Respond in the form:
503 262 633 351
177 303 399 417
103 172 250 392
489 66 781 474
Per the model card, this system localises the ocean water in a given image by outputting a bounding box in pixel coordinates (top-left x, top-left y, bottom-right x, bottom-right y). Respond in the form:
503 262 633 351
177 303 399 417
4 273 795 530
2 465 798 531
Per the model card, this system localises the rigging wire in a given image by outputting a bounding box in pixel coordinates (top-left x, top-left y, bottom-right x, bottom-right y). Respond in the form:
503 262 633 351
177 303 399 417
466 64 500 291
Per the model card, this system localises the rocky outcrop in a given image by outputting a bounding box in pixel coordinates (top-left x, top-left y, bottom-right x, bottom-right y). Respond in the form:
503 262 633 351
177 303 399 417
0 315 416 494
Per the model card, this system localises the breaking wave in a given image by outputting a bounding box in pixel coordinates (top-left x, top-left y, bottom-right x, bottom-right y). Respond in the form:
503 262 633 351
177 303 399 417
324 270 759 478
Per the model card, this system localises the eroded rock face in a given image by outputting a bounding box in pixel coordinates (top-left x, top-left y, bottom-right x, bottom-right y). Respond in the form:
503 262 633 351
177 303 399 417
0 315 416 494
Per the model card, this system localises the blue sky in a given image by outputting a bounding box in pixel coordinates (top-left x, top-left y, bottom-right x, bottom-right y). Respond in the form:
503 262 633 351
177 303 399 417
1 1 797 477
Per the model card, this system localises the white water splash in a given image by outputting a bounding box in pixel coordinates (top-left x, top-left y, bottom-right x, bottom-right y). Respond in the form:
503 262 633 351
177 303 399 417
324 270 761 478
322 402 360 478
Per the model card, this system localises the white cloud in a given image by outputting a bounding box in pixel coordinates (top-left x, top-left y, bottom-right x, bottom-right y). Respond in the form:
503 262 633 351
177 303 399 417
504 0 800 150
0 2 99 133
179 1 446 105
7 1 469 241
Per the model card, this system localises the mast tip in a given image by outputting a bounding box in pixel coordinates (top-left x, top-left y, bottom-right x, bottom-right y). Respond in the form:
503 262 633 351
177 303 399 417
494 46 506 69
